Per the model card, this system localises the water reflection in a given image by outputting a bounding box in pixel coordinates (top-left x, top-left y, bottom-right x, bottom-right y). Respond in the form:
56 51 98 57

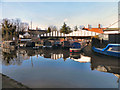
90 55 120 86
2 47 119 88
2 48 71 65
3 47 119 81
2 48 19 66
70 53 91 63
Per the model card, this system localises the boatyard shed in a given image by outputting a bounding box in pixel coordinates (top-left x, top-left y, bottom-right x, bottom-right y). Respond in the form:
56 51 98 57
103 28 120 44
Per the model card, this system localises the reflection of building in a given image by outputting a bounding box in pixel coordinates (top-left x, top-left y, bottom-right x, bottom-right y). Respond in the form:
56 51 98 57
18 49 30 60
40 48 70 60
41 53 64 60
2 48 70 66
51 54 63 60
70 53 91 63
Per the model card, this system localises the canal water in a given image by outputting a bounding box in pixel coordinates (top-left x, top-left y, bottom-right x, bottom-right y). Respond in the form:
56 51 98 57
1 46 120 88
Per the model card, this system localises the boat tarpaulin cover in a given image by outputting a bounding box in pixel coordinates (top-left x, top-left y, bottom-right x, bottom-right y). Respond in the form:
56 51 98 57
71 42 81 48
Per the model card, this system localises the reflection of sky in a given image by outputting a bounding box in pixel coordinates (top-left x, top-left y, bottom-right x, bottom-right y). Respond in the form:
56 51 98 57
1 2 118 29
2 55 118 88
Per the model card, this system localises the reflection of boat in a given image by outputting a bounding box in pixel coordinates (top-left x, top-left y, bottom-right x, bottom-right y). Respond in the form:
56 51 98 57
70 42 81 53
91 53 120 83
91 55 120 85
0 41 2 47
92 44 120 57
43 46 52 48
70 53 91 63
91 56 120 74
70 53 81 59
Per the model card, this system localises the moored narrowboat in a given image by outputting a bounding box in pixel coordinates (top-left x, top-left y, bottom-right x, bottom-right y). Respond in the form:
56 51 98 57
70 42 81 53
53 41 61 48
61 41 70 48
43 40 52 48
92 44 120 57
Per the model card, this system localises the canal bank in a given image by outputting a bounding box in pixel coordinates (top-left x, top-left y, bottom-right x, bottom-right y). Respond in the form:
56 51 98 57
1 73 31 89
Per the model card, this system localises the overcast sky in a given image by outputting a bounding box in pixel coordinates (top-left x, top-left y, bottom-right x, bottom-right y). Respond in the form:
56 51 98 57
1 1 119 29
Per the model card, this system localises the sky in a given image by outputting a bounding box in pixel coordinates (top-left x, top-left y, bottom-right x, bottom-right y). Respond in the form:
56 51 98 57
0 1 119 29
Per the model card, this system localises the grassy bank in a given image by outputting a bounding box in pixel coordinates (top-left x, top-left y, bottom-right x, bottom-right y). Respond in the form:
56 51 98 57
1 73 31 89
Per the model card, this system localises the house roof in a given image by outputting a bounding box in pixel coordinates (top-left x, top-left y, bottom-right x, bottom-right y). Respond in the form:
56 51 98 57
28 29 47 35
83 28 104 33
103 28 120 34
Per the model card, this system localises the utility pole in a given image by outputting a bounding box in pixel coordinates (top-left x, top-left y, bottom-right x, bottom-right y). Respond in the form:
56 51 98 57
31 20 32 29
118 1 120 29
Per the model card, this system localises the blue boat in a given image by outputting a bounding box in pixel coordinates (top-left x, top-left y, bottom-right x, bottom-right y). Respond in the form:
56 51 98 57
92 44 120 57
70 42 81 53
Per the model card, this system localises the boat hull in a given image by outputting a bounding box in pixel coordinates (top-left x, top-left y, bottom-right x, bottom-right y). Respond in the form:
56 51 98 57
70 48 81 53
92 46 120 58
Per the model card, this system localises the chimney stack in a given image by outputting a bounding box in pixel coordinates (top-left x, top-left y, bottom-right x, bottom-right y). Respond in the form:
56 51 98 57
88 24 90 29
36 27 38 30
98 24 101 29
88 24 92 29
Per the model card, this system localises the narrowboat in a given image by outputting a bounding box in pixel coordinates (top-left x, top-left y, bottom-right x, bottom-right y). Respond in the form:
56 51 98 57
70 42 81 53
0 41 2 47
92 44 120 57
61 41 70 48
53 41 61 48
43 40 52 48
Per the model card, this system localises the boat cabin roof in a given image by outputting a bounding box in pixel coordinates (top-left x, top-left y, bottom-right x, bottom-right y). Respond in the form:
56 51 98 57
102 44 120 51
71 42 81 48
107 44 120 46
3 41 15 42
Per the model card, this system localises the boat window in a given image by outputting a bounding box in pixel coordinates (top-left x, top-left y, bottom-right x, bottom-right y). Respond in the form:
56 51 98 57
55 42 60 44
37 42 41 44
108 46 120 51
10 42 15 45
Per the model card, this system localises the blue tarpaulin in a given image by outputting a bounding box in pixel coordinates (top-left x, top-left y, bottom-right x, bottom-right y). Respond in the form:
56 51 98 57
71 42 81 48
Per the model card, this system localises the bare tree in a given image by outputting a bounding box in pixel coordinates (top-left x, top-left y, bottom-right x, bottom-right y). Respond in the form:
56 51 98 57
79 25 85 30
1 18 29 41
49 25 57 31
14 19 29 35
19 22 29 34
